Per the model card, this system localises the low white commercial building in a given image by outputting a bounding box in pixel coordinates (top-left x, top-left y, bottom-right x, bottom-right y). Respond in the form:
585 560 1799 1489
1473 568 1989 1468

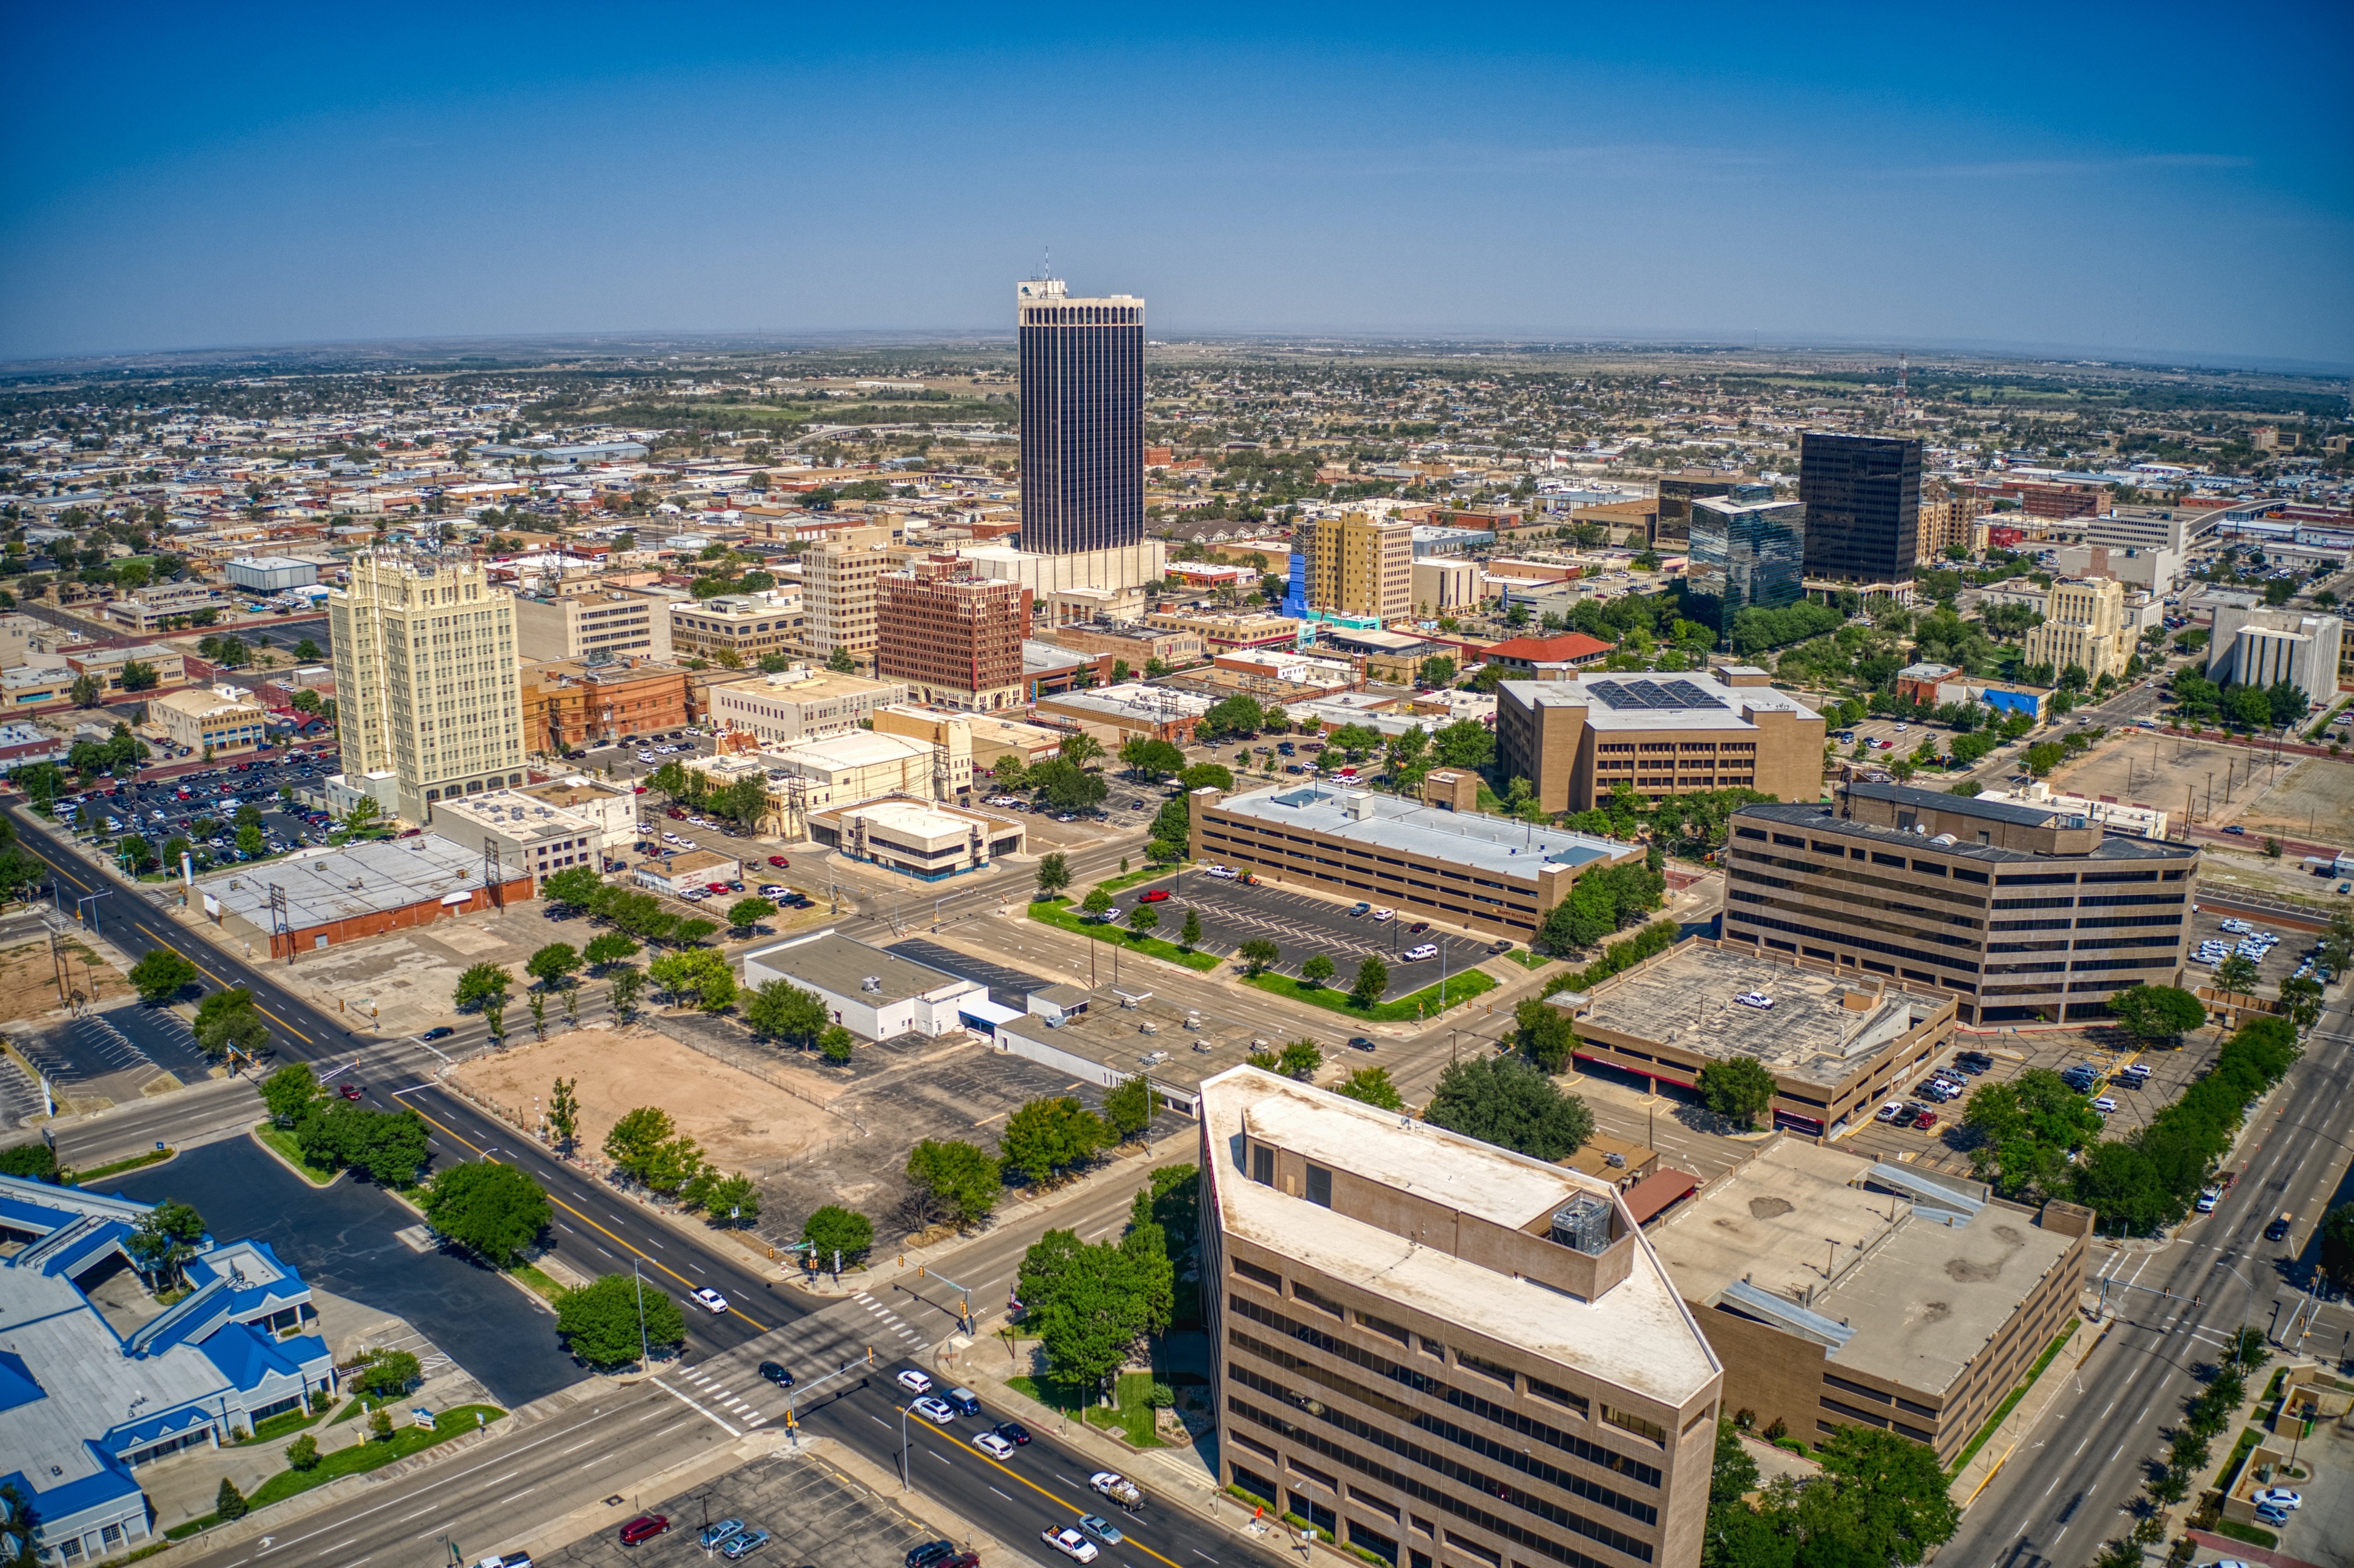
431 786 620 888
225 555 321 592
807 796 1023 880
740 929 983 1042
1975 779 2168 839
634 848 741 896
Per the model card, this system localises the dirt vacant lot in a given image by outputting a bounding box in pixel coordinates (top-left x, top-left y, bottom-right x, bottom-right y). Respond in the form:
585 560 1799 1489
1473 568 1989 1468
2228 755 2354 849
452 1025 841 1179
2048 732 2270 822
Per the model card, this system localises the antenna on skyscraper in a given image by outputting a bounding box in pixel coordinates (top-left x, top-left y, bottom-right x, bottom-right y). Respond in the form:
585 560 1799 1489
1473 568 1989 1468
1896 352 1909 422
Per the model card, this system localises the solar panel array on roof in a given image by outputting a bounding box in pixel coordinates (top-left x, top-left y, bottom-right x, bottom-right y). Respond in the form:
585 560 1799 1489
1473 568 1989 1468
1587 678 1727 712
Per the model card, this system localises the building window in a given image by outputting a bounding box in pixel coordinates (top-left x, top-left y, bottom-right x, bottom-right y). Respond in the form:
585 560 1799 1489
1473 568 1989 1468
1305 1162 1332 1208
1251 1144 1274 1186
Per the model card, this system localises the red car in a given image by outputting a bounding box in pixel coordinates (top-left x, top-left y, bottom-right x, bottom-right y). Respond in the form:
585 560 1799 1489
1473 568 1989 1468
705 882 732 893
1139 888 1171 903
768 855 790 868
1912 1109 1938 1130
618 1515 670 1547
338 1083 362 1101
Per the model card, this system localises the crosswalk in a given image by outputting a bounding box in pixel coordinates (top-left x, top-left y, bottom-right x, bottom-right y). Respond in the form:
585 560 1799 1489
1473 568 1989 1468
669 1290 942 1434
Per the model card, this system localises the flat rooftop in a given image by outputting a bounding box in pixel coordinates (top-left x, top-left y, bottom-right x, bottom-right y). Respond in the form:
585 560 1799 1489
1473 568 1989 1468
1649 1139 2077 1397
1509 671 1819 730
196 835 501 929
1203 1068 1720 1408
997 987 1269 1100
1738 799 2199 867
1566 942 1943 1090
741 928 976 1004
1211 782 1637 885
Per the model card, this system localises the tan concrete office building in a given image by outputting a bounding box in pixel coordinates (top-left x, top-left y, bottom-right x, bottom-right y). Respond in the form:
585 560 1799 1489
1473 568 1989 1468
1722 782 2198 1025
152 685 268 758
511 590 674 663
1202 1066 1723 1568
803 527 896 673
1648 1138 2089 1469
1495 669 1825 816
667 591 805 665
1188 776 1645 941
705 668 908 746
2022 576 2131 683
327 549 527 824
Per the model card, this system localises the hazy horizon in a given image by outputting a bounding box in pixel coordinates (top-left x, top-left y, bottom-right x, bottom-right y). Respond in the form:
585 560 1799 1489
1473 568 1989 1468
4 1 2346 368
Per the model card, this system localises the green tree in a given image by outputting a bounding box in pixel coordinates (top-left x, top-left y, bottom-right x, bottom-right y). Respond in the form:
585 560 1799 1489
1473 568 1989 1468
2213 953 2259 994
2106 983 2208 1044
1789 1424 1961 1566
126 1198 207 1287
1276 1037 1323 1080
525 943 582 990
421 1160 551 1265
726 896 776 930
540 865 606 910
295 1102 431 1184
1103 1075 1158 1142
818 1022 854 1061
1698 1056 1779 1130
350 1345 424 1398
454 962 513 1011
1425 1056 1595 1160
1125 902 1159 939
1035 851 1072 899
128 946 198 1003
557 1273 686 1367
1347 956 1389 1009
905 1138 1003 1228
801 1206 873 1268
692 1171 761 1227
1237 937 1280 976
603 1106 677 1183
1176 761 1233 794
1513 996 1577 1071
1019 1230 1152 1398
999 1095 1108 1183
608 966 644 1020
743 977 828 1045
193 988 270 1060
215 1478 249 1522
549 1077 580 1152
1962 1068 2105 1199
826 646 857 674
286 1433 320 1471
1179 906 1202 950
1334 1065 1404 1110
583 931 640 970
1080 887 1115 921
260 1061 320 1126
1300 952 1336 988
234 824 265 858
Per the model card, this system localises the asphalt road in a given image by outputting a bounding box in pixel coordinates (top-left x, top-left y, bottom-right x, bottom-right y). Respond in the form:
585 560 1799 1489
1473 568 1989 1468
1950 983 2354 1566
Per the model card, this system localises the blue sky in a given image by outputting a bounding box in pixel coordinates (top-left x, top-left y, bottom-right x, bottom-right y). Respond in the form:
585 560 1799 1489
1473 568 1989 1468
2 2 2347 366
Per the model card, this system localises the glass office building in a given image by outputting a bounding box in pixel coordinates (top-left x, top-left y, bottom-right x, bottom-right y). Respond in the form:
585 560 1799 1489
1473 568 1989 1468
1017 277 1146 556
1798 432 1921 584
1687 485 1805 646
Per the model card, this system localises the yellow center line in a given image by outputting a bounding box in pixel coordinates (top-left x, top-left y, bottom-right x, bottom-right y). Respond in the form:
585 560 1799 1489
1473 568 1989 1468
898 1406 1184 1568
402 1099 771 1334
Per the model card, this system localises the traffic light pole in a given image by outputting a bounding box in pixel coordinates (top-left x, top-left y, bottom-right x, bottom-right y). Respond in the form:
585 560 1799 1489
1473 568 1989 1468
905 1262 976 1336
777 1347 874 1450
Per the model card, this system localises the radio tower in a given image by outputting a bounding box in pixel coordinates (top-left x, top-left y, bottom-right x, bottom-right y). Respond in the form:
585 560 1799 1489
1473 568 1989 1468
1895 352 1909 423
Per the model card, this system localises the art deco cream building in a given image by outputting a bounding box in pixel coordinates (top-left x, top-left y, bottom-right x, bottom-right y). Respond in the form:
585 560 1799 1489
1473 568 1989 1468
2022 576 2130 683
1299 511 1413 621
327 549 527 824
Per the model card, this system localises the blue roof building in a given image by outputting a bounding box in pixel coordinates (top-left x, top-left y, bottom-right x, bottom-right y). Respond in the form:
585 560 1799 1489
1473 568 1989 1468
0 1176 336 1563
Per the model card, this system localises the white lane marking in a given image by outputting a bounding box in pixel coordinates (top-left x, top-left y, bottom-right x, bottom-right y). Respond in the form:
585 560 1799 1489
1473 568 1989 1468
651 1376 742 1437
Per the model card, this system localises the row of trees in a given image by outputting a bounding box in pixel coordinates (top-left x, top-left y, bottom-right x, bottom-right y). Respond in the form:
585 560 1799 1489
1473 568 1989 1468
1703 1419 1959 1568
901 1079 1160 1230
260 1061 433 1184
1015 1165 1199 1400
1966 1015 2301 1232
2087 1327 2270 1568
2168 666 2311 732
599 1104 762 1225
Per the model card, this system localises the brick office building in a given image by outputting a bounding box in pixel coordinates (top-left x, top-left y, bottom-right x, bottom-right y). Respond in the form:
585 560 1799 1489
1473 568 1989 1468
875 555 1026 712
518 658 691 753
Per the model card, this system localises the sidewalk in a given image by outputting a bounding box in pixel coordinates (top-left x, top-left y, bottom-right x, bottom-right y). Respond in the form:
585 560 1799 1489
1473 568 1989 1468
1951 1311 2108 1506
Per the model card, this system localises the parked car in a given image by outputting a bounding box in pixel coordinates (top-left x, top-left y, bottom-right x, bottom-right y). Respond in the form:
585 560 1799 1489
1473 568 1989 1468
903 1543 956 1568
1403 943 1439 961
1734 991 1774 1009
2252 1487 2302 1511
1349 902 1371 916
618 1515 670 1547
700 1520 747 1550
1139 888 1170 903
1875 1101 1906 1123
722 1529 770 1560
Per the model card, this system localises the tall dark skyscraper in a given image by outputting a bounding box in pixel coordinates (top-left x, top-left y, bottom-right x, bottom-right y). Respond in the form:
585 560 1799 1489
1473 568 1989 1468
1686 484 1805 645
1798 432 1921 584
1017 277 1144 556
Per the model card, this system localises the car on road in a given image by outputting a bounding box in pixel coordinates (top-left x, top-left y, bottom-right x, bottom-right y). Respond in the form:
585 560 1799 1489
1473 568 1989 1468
992 1419 1031 1446
1346 1036 1377 1052
757 1362 794 1386
1403 943 1438 961
690 1287 729 1313
2267 1212 2293 1241
1077 1514 1126 1546
913 1396 956 1425
971 1430 1015 1459
895 1369 934 1395
2223 824 2247 835
618 1515 670 1547
767 855 790 867
1090 1471 1143 1507
700 1520 747 1550
721 1529 770 1560
1139 888 1170 903
338 1083 363 1101
1734 991 1774 1009
1040 1528 1099 1563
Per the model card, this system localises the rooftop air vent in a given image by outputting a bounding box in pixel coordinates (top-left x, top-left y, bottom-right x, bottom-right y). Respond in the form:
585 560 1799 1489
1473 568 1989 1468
859 976 881 993
1550 1193 1613 1256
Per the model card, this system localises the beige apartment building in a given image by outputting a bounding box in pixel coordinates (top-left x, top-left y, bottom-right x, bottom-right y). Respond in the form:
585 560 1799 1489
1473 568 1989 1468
511 589 674 663
1412 556 1483 613
2021 576 2130 682
1915 493 1985 563
1494 668 1826 816
1202 1065 1722 1568
705 667 907 746
152 685 268 757
1140 607 1302 652
668 591 805 666
1299 511 1413 622
802 527 896 672
327 549 528 824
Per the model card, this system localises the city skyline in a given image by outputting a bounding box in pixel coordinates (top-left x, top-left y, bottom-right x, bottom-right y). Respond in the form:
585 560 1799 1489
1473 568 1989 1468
1 2 2346 366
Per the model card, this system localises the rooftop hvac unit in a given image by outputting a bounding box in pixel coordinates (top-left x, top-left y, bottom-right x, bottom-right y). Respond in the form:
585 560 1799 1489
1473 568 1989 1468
1550 1193 1613 1256
859 975 882 993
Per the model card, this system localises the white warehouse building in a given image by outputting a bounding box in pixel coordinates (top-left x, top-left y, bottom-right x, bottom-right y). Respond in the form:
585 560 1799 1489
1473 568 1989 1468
739 929 983 1042
225 556 321 592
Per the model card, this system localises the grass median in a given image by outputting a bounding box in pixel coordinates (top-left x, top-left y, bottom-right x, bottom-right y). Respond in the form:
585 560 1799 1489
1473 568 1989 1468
252 1123 338 1186
1028 899 1221 973
1245 966 1497 1022
166 1404 507 1536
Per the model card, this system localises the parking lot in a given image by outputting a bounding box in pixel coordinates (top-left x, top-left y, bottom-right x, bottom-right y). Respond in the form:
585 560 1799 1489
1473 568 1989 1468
65 743 341 870
1109 868 1498 1002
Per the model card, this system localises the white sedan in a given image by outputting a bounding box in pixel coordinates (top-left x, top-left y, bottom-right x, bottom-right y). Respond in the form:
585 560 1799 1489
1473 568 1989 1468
912 1396 956 1425
1040 1529 1098 1564
690 1287 729 1314
894 1369 933 1395
2252 1487 2302 1511
1371 907 1395 922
